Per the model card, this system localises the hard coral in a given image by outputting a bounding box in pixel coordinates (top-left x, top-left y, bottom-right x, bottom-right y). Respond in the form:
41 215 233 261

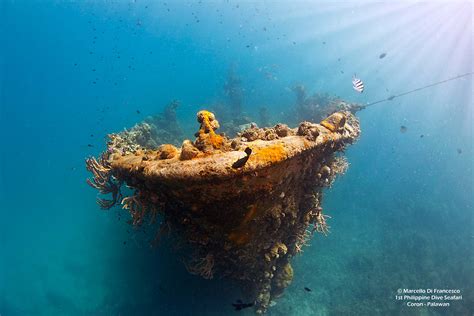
297 122 320 141
272 263 293 294
274 123 291 137
265 242 288 261
195 110 225 152
240 126 265 142
109 100 185 154
197 110 220 132
239 124 295 142
320 112 346 133
156 144 178 160
180 140 200 160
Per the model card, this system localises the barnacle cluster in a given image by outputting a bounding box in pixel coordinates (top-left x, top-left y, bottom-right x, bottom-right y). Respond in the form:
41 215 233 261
239 123 295 142
86 109 360 313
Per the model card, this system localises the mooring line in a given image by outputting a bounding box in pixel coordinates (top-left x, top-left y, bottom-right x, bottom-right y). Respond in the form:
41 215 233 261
365 72 473 107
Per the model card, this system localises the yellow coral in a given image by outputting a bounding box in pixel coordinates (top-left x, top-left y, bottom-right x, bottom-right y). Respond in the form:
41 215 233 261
320 120 337 132
197 110 224 149
320 112 346 133
156 144 178 159
252 144 286 164
197 110 219 132
209 132 224 149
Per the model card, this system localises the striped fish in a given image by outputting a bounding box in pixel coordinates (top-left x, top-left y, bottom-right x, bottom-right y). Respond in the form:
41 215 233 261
352 75 364 93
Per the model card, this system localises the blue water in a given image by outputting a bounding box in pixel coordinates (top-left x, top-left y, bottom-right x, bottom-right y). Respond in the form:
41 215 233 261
1 1 472 315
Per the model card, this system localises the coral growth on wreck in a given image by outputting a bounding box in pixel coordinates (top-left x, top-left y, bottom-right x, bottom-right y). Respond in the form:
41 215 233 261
194 110 225 151
86 109 360 314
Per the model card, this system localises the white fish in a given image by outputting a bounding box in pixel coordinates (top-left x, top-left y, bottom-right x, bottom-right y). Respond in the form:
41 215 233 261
352 75 364 93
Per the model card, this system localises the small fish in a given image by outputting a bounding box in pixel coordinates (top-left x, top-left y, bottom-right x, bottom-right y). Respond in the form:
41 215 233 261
136 110 140 114
232 147 252 169
232 300 254 311
304 287 312 292
400 126 407 133
87 144 94 147
352 75 364 93
387 95 396 101
420 134 424 138
379 52 387 59
457 148 462 154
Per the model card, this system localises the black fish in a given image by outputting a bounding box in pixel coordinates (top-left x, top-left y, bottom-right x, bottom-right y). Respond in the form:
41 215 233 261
232 300 254 311
232 147 252 169
304 287 312 292
400 126 407 133
87 144 94 147
420 134 424 138
379 52 387 59
457 148 462 154
387 95 396 101
136 110 141 114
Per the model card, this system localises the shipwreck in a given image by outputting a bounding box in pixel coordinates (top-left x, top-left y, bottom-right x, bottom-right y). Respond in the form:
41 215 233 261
86 106 360 313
